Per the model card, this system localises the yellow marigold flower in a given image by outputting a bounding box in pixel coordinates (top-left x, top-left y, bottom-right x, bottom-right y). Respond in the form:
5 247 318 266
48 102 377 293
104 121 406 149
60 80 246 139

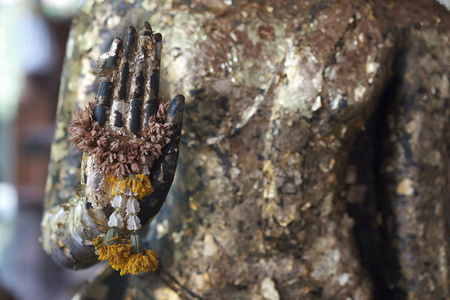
92 235 104 250
108 174 154 200
93 234 132 268
98 244 132 266
119 249 159 276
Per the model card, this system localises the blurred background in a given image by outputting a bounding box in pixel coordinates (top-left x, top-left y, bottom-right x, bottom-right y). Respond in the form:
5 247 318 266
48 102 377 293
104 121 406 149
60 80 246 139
0 0 449 299
0 0 101 299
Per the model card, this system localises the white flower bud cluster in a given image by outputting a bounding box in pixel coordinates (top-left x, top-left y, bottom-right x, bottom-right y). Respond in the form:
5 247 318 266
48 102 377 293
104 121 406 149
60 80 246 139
108 193 141 231
108 211 123 227
126 198 141 231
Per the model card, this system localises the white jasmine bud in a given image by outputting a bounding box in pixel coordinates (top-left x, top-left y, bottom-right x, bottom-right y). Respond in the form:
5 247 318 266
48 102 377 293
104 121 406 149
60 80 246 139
122 186 133 196
126 197 140 214
108 211 124 228
111 194 124 208
127 215 142 231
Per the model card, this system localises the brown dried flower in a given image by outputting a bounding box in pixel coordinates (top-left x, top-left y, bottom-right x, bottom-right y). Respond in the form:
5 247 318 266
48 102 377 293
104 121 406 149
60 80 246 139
68 100 173 178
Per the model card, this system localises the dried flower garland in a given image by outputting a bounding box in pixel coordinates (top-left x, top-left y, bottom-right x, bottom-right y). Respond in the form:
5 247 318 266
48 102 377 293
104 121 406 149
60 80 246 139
69 101 172 177
69 97 172 275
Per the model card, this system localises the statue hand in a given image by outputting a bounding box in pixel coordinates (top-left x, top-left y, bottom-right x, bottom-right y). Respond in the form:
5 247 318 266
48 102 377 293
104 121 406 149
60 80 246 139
71 22 184 234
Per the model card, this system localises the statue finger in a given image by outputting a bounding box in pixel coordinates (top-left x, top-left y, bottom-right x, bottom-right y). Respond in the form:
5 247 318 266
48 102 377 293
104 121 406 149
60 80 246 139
127 24 151 136
124 26 138 60
138 94 185 224
94 38 123 126
108 27 138 128
143 30 162 128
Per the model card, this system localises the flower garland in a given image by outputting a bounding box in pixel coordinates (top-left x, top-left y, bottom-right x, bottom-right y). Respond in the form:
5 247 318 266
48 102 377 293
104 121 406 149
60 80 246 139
69 101 172 177
69 98 171 275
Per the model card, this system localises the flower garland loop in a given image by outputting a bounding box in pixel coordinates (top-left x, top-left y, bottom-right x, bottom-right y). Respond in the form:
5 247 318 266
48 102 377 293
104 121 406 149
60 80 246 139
69 99 171 275
69 101 173 177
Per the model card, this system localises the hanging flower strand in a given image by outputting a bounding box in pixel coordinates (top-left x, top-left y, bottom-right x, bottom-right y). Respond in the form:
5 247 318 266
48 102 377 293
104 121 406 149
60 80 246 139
69 101 172 178
74 101 166 274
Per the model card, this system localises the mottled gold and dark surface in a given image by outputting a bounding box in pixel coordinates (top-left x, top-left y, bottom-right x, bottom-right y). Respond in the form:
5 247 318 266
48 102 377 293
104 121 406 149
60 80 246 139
42 0 450 299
